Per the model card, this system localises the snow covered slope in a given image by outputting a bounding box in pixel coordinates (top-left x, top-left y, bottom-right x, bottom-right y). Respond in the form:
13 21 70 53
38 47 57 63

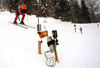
0 11 100 68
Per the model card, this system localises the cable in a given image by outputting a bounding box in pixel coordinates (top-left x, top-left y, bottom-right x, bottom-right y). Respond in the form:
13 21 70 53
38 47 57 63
44 51 56 67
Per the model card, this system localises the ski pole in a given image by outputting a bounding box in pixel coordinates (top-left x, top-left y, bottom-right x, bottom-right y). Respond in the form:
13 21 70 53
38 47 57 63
26 12 28 21
44 26 48 37
27 14 28 21
44 26 46 30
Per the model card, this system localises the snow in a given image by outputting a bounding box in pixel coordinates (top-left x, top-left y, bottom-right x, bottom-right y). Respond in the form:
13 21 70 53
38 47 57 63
0 11 100 68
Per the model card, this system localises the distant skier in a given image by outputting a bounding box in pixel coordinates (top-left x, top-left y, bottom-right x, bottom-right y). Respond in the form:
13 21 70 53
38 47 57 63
13 4 27 24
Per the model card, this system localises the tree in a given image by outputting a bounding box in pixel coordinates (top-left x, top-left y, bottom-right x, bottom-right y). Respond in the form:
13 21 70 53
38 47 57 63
0 0 1 9
74 1 82 23
70 0 81 23
81 0 91 23
85 0 100 22
54 0 71 21
8 0 14 11
69 0 82 23
1 0 100 23
64 0 71 21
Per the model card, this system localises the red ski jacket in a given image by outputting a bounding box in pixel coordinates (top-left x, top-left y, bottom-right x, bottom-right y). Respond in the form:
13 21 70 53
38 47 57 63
18 7 23 15
16 6 26 15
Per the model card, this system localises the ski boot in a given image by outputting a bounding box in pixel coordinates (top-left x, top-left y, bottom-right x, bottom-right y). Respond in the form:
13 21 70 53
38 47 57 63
20 21 25 25
13 21 17 24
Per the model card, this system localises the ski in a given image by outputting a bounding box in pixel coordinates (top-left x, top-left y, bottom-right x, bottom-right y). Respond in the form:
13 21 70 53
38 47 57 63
9 22 28 29
20 24 35 29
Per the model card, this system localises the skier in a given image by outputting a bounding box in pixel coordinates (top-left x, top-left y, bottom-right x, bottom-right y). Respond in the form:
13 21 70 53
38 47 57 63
13 4 27 24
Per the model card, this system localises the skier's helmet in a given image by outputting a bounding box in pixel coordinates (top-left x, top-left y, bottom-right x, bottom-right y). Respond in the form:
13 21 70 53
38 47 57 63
22 4 27 9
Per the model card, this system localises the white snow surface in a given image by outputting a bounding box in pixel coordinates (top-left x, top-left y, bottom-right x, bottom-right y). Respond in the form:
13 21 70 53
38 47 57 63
0 11 100 68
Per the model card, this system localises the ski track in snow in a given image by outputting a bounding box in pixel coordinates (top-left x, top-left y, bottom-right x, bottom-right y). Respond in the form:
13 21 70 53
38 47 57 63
0 11 100 68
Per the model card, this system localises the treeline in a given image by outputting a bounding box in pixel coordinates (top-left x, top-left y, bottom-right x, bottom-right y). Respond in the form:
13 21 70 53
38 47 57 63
0 0 100 23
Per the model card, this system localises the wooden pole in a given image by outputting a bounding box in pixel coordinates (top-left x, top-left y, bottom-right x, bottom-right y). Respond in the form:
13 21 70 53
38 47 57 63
75 28 76 32
81 31 82 34
27 14 28 21
38 41 41 54
80 27 82 34
74 24 76 32
54 48 59 63
97 24 99 27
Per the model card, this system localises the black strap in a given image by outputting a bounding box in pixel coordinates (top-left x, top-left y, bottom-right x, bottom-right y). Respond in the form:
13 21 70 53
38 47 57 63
47 40 55 47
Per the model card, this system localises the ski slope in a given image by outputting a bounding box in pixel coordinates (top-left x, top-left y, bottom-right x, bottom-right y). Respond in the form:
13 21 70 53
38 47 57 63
0 11 100 68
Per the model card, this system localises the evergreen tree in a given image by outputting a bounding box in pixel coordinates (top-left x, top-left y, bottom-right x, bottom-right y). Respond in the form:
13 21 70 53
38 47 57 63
73 0 82 23
59 0 68 21
61 0 71 21
64 0 71 21
69 0 76 22
7 0 14 11
54 0 71 21
1 0 97 23
54 1 61 19
86 0 99 23
69 0 82 23
81 0 91 23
